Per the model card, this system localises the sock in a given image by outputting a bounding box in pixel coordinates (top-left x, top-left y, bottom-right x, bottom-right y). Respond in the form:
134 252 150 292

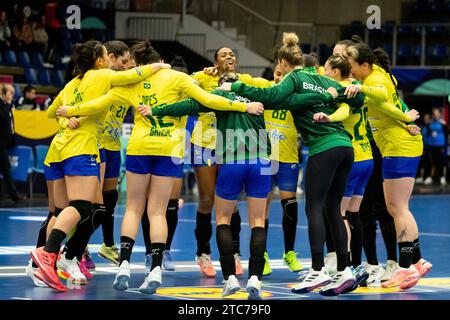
166 199 179 251
281 198 298 253
216 224 235 280
102 190 118 247
120 236 135 263
230 210 241 255
195 212 212 256
150 242 165 270
379 215 398 262
44 229 66 254
65 203 106 261
248 227 266 280
347 211 363 267
398 242 414 268
264 219 269 252
141 206 151 255
37 211 53 248
337 251 349 272
362 219 378 265
412 238 422 264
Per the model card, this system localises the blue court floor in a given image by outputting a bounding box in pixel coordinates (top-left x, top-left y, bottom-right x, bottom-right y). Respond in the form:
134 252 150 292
0 194 449 300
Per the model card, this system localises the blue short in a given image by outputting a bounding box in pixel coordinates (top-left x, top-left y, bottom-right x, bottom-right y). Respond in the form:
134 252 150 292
126 155 184 178
344 159 374 197
99 148 106 163
190 144 216 167
104 150 121 179
44 155 100 181
382 156 421 180
271 161 300 193
216 159 271 200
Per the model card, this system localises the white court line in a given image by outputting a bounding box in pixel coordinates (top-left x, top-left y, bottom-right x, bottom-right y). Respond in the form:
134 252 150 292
11 297 32 300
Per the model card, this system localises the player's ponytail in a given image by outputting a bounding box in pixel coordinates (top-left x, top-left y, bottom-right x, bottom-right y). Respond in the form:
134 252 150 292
373 48 398 91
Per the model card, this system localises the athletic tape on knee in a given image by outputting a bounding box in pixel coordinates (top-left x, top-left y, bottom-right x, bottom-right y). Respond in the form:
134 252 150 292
69 200 93 221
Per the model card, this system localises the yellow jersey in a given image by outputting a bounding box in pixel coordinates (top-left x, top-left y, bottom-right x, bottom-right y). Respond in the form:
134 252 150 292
340 80 372 162
190 71 269 149
66 69 248 159
261 81 299 163
44 65 160 165
102 103 130 151
361 65 423 157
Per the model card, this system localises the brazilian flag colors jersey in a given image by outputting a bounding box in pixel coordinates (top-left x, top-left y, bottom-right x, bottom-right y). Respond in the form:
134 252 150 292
191 71 271 149
231 69 365 157
66 69 248 159
45 66 157 165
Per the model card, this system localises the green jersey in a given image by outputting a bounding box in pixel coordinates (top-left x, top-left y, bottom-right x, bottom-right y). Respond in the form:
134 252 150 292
152 90 270 163
231 69 365 157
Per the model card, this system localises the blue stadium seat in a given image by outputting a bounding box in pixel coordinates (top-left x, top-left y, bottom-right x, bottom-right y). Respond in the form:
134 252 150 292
413 45 423 59
382 21 396 35
397 43 413 59
398 25 413 35
428 25 448 35
17 51 32 67
430 44 448 59
34 145 49 174
13 83 21 100
70 29 82 43
63 38 73 56
25 67 39 85
39 68 52 86
5 50 17 65
8 145 34 199
413 0 429 12
430 0 445 12
53 69 65 87
382 43 393 56
32 52 45 68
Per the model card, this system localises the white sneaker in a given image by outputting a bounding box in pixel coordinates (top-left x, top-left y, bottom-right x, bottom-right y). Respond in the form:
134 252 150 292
440 176 447 186
319 267 356 296
26 259 47 287
365 264 385 287
415 177 424 184
113 260 130 291
381 260 399 282
246 275 262 300
324 252 337 276
57 252 87 285
139 266 162 294
424 177 433 185
291 267 332 294
222 275 241 297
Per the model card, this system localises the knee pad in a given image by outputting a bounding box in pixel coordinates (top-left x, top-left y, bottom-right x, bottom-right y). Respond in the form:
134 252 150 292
53 207 63 218
69 200 93 221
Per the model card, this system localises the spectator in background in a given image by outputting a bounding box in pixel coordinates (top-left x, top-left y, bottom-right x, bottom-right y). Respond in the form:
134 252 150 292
15 84 40 110
41 93 54 110
32 15 49 55
12 15 33 50
0 83 22 203
0 11 11 50
423 108 448 186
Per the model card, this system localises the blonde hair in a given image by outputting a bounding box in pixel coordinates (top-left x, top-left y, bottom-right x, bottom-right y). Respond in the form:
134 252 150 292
278 32 302 67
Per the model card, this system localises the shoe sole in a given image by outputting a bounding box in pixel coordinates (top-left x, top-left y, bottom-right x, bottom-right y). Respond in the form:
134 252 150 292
113 274 129 291
162 265 175 272
31 250 67 292
26 265 47 288
342 273 369 294
400 274 421 290
222 286 241 297
283 261 304 272
199 268 216 278
139 281 161 294
262 272 272 277
98 252 119 265
246 286 262 300
291 279 331 294
320 279 355 296
34 268 67 292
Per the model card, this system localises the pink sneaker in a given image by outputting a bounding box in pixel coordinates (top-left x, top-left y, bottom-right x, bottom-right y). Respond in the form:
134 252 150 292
414 259 432 277
80 257 93 280
83 249 96 271
382 265 421 289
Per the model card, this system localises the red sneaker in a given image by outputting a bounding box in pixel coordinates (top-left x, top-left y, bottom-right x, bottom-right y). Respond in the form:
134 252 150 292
31 247 67 292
